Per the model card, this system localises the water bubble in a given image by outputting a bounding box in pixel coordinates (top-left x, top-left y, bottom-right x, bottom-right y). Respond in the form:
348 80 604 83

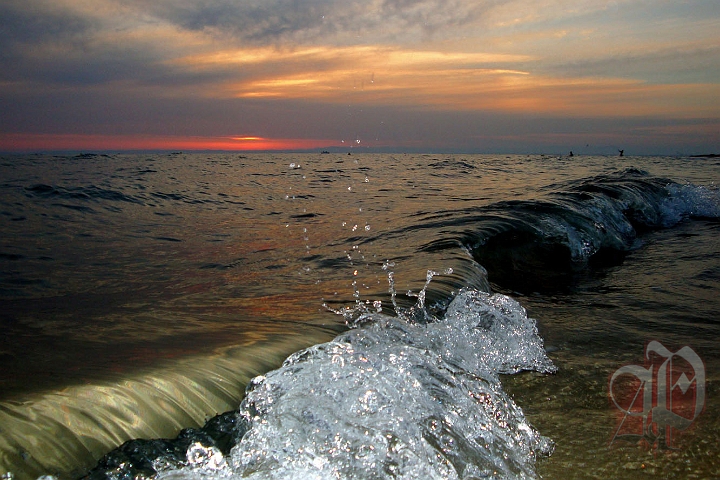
186 443 227 471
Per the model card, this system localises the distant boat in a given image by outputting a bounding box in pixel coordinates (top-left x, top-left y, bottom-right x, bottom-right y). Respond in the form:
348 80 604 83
321 150 330 154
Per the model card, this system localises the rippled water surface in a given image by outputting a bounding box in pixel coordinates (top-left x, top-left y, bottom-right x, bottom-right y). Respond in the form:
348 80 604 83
1 153 718 479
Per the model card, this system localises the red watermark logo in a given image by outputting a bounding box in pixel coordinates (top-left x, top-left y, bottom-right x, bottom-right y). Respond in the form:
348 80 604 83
609 341 705 450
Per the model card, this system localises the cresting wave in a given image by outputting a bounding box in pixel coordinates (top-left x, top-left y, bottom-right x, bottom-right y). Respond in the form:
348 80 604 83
82 281 556 480
419 169 720 292
0 336 331 480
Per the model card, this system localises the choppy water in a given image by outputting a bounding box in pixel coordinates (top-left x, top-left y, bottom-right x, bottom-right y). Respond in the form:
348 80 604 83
1 153 718 479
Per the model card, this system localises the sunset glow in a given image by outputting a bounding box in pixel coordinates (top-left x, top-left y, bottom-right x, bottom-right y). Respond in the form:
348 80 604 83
2 134 338 152
1 0 718 153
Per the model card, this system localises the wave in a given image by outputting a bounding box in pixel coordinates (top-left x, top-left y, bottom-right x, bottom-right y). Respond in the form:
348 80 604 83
22 184 247 211
0 336 330 480
25 184 143 206
78 268 556 480
420 169 720 292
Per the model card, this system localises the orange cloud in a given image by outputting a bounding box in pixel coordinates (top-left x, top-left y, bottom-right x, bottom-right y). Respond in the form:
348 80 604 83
170 45 720 119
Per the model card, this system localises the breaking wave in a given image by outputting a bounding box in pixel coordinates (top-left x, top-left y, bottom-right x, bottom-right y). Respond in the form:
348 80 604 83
419 169 720 292
85 285 556 480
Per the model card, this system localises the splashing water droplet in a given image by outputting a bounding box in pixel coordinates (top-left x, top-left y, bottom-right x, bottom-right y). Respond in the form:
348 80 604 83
186 443 227 472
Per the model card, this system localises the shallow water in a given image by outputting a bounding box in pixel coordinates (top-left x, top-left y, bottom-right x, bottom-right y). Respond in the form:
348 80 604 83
508 219 720 479
1 153 718 478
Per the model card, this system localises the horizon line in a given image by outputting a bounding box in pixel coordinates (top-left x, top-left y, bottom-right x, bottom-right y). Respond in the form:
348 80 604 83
1 148 716 157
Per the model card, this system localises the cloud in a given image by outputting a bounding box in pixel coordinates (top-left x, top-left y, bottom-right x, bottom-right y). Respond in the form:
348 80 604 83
546 41 720 84
0 1 143 85
165 43 719 119
171 44 532 97
117 0 499 46
0 0 718 153
4 0 717 92
0 1 242 89
478 0 720 83
0 0 95 46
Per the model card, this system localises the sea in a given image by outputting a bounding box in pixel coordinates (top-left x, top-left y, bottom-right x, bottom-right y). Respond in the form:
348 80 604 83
0 152 718 480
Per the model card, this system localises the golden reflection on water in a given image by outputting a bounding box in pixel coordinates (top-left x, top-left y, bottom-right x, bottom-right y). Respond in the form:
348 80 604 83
0 330 335 480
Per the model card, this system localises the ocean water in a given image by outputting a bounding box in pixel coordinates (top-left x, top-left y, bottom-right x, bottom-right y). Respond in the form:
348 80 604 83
0 153 718 479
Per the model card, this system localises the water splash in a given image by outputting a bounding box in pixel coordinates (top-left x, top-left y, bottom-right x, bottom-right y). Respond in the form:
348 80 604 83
324 265 454 327
662 182 720 225
155 284 555 480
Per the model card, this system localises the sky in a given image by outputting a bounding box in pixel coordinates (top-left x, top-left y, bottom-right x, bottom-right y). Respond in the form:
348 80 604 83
0 0 718 154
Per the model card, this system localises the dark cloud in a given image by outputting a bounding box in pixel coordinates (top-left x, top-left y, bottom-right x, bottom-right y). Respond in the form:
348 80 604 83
0 2 245 88
183 1 333 42
0 2 140 86
0 1 94 81
547 43 720 84
117 0 338 45
121 0 496 45
0 1 95 46
376 0 497 37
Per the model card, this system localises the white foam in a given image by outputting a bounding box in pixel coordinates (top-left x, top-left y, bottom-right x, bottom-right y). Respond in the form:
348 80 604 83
663 183 720 225
158 289 556 479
